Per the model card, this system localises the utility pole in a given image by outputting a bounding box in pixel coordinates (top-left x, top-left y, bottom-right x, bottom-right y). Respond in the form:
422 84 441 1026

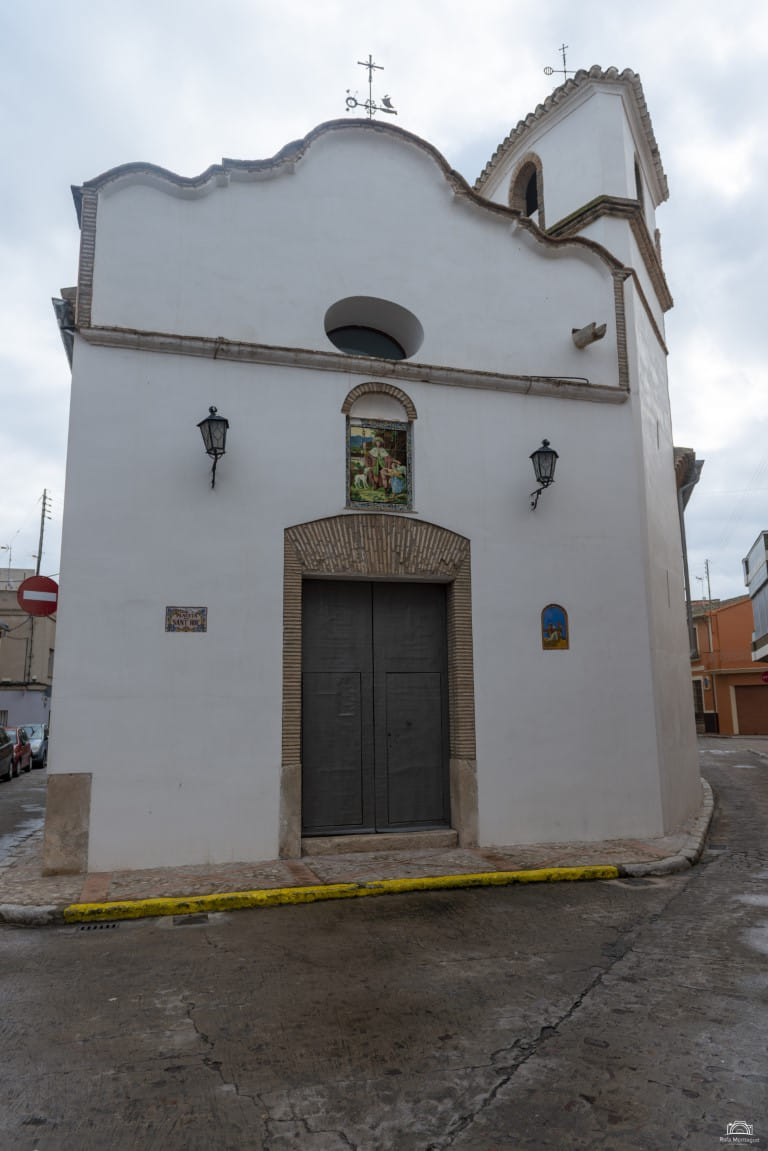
35 489 52 576
26 490 52 684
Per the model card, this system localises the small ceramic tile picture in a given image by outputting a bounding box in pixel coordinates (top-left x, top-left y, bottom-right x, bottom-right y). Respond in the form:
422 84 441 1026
541 604 569 650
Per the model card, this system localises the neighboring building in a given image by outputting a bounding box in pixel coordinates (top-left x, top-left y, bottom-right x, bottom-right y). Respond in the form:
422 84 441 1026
45 66 701 874
743 531 768 663
690 595 768 735
674 447 704 657
0 569 55 727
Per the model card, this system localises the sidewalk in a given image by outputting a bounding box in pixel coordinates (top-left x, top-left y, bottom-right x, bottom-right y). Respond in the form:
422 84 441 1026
0 777 715 926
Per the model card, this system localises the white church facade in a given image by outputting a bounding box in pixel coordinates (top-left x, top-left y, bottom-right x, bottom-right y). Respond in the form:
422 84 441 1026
45 67 701 873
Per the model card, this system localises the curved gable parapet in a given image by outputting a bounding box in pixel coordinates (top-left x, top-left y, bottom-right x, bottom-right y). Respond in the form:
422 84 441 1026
475 66 668 203
74 116 645 381
74 160 230 221
73 117 628 279
74 119 484 217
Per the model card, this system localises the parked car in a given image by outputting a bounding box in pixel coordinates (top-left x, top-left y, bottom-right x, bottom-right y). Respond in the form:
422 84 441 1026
7 727 32 774
23 723 48 769
0 727 14 781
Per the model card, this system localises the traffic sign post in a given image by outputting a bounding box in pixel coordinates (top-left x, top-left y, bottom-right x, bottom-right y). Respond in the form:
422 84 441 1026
17 575 59 617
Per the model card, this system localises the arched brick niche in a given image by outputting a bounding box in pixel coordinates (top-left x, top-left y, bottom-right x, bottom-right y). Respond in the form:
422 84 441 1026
341 381 418 419
281 514 477 856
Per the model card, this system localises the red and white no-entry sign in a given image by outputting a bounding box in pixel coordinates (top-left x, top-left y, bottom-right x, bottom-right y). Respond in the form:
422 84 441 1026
17 575 59 617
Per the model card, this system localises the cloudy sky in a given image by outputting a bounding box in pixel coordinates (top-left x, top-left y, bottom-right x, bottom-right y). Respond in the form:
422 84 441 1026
1 0 766 600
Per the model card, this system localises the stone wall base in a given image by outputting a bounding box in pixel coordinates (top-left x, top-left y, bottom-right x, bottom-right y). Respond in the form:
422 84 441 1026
42 774 91 875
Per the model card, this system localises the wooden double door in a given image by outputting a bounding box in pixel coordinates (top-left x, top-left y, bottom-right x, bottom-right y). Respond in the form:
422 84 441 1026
301 580 450 836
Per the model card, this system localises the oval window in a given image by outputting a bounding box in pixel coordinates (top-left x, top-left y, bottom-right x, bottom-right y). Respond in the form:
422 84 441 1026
324 296 424 360
327 325 406 360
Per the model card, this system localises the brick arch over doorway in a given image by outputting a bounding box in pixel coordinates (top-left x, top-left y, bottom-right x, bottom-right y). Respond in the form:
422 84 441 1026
281 514 478 856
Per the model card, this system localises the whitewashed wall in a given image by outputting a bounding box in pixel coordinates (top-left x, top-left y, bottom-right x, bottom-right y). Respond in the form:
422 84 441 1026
90 130 620 388
50 115 700 869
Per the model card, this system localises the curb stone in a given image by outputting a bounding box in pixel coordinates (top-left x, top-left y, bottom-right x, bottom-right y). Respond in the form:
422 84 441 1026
0 904 62 927
617 778 714 879
60 866 622 925
619 856 691 878
0 867 621 927
0 779 716 927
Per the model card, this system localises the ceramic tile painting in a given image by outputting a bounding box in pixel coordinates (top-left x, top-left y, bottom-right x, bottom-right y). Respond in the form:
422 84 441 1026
348 420 411 508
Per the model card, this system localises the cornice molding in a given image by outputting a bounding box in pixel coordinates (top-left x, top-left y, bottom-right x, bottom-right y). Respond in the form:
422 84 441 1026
547 195 673 312
78 326 631 406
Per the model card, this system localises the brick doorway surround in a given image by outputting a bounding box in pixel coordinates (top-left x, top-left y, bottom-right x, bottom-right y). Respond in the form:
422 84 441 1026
281 514 478 857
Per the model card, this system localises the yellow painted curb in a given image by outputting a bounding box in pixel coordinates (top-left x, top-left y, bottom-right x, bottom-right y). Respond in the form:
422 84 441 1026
62 865 619 923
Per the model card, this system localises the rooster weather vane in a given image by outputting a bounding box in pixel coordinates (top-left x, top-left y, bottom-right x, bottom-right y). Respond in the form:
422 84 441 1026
345 54 397 119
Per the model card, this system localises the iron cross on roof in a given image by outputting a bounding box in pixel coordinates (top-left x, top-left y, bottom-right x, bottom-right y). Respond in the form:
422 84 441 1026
544 43 575 81
345 53 397 119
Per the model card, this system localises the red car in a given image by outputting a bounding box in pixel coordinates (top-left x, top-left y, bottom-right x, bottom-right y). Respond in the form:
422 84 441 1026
6 727 33 776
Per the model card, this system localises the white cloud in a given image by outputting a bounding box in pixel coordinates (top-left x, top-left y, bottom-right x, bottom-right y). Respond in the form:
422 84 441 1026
676 125 761 201
671 334 768 451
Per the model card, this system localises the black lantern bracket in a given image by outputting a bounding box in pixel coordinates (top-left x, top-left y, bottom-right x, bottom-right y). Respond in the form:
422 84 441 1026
530 439 558 510
197 406 229 489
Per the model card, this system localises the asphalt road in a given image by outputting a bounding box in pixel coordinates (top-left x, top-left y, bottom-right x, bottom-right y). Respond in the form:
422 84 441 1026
0 744 766 1150
0 762 45 860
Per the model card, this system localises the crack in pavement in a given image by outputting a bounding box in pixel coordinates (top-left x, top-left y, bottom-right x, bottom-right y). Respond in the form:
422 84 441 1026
424 877 692 1150
184 940 359 1151
184 996 270 1132
263 1114 360 1151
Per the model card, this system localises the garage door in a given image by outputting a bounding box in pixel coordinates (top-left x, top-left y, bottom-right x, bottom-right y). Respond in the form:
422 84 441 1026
735 685 768 735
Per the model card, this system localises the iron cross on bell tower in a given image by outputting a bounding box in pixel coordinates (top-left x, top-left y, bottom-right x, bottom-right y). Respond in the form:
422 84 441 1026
544 43 575 82
345 54 397 119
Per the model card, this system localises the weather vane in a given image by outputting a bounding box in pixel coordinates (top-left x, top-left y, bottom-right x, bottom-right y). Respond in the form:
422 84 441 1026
345 54 397 119
544 43 575 82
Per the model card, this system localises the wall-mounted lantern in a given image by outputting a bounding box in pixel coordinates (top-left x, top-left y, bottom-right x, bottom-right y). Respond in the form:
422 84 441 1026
197 406 229 489
530 439 558 510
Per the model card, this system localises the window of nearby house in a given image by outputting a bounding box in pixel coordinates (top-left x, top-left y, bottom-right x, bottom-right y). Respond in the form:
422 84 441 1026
0 710 7 727
692 679 704 713
48 649 55 678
